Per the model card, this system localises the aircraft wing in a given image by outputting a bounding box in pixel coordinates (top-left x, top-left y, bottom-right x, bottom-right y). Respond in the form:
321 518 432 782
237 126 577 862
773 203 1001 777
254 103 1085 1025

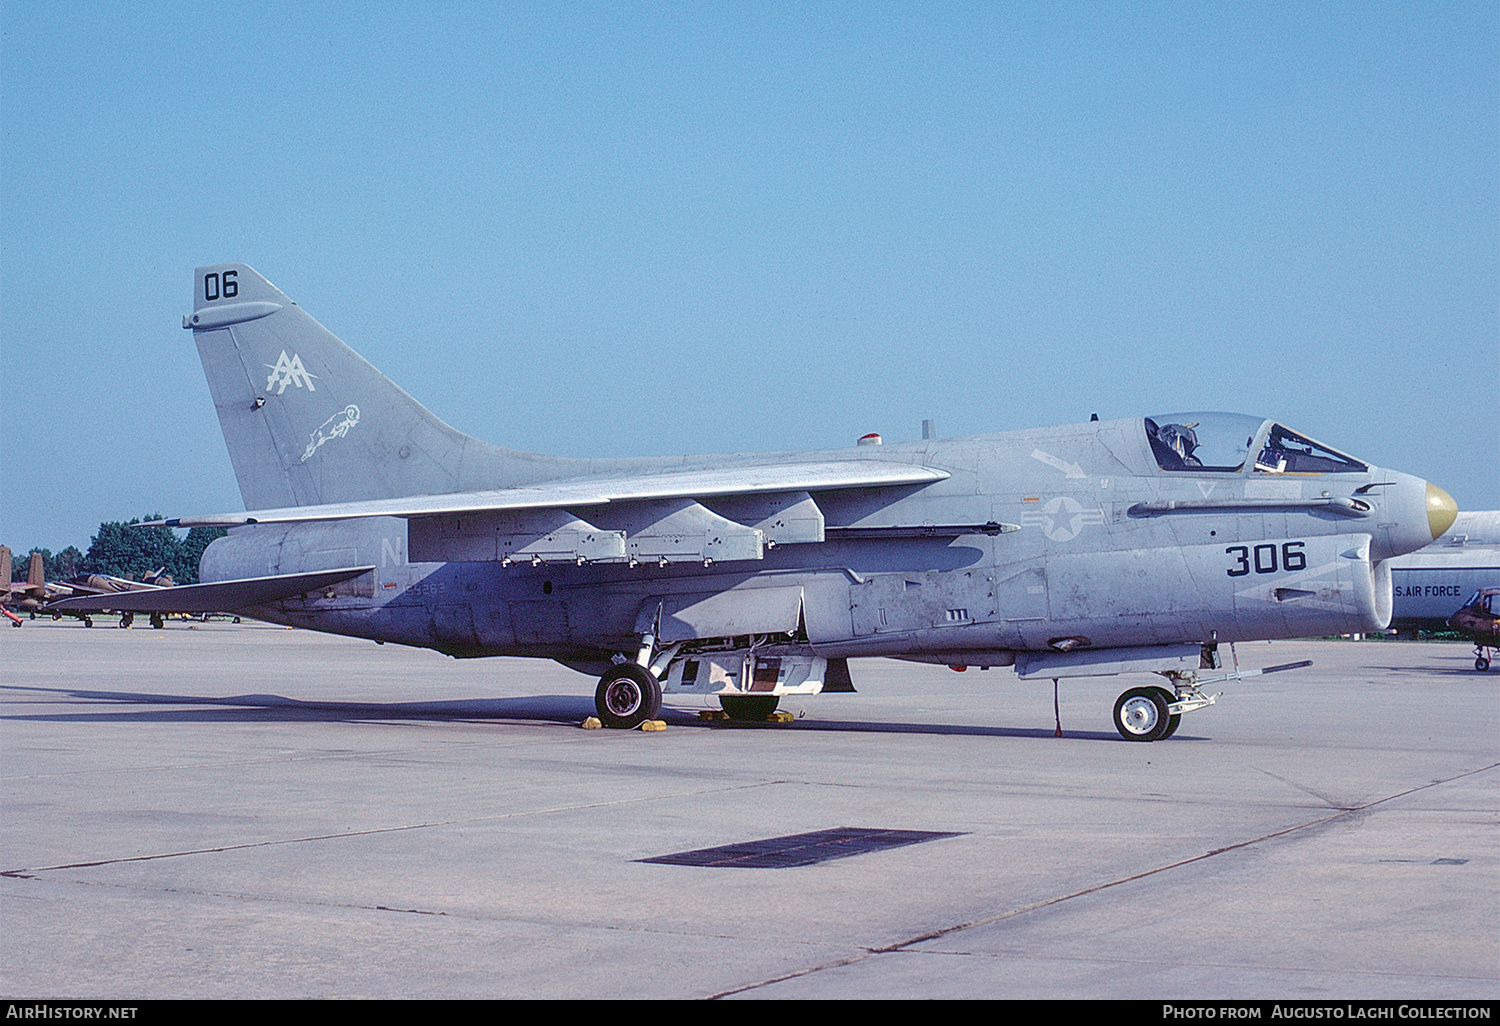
45 567 374 614
54 581 111 596
58 577 166 597
152 461 949 527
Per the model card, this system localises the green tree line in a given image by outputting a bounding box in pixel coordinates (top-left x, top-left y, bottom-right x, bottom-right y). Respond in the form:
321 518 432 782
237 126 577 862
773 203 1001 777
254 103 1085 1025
8 516 226 585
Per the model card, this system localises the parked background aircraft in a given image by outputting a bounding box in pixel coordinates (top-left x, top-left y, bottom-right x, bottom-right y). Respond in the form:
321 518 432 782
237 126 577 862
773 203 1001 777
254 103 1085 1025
1386 510 1500 636
1448 587 1499 671
4 547 50 611
4 544 173 627
53 264 1458 740
0 546 34 624
2 547 87 622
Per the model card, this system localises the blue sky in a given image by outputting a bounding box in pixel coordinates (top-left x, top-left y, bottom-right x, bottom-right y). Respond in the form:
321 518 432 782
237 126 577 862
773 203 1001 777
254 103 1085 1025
3 2 1496 553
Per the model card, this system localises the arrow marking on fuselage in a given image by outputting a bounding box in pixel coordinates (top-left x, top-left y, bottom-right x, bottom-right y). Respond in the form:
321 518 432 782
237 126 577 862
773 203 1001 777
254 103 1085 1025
1031 449 1086 478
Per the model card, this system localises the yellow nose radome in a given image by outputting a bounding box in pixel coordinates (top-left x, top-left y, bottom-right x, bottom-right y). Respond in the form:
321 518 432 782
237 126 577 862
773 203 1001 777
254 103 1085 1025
1427 482 1458 540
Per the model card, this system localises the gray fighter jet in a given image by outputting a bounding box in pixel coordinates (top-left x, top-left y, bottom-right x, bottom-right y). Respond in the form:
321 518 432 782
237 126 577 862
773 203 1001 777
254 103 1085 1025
51 264 1459 740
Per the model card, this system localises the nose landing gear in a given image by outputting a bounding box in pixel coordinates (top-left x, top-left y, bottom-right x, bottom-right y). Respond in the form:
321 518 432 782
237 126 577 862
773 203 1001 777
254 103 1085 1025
1113 687 1168 741
1112 686 1181 742
1109 659 1311 741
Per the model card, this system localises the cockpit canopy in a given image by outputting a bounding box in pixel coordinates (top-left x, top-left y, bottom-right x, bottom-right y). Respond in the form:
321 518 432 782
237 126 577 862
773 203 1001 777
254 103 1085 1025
1145 413 1369 475
1462 589 1500 616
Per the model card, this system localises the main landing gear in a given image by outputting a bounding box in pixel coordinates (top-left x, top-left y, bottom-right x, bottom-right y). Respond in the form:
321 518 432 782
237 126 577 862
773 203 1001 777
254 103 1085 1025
1474 646 1495 672
117 612 165 629
595 622 683 729
594 663 662 729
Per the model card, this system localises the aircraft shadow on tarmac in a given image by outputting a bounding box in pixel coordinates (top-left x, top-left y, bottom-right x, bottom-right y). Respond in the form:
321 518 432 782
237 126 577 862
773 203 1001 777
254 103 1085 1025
0 684 1146 741
1370 663 1492 676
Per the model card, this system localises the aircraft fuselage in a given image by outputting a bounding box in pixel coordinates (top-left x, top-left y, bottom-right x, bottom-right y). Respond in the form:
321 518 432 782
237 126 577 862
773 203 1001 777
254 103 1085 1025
201 414 1438 676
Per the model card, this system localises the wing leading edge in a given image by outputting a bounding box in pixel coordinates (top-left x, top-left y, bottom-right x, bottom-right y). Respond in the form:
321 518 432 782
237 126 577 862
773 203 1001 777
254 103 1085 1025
150 461 950 568
153 461 949 528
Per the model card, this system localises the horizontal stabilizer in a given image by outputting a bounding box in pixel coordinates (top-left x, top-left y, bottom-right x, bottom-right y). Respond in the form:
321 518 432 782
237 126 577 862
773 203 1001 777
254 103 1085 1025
46 567 375 614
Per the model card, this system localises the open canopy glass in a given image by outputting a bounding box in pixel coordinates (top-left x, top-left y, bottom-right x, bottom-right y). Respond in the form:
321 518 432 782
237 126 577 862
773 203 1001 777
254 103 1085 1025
1144 413 1368 475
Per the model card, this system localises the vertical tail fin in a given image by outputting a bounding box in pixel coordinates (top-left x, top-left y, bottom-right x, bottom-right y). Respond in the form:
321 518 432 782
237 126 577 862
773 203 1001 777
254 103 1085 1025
187 264 575 510
28 551 44 588
1 545 11 589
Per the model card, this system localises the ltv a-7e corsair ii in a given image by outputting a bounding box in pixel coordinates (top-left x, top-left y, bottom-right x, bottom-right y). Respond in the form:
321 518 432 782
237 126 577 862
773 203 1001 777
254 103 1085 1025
55 264 1459 740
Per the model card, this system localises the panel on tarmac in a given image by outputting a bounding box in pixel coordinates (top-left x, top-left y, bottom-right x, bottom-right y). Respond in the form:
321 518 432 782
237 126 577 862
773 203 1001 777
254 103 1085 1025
1 621 1495 999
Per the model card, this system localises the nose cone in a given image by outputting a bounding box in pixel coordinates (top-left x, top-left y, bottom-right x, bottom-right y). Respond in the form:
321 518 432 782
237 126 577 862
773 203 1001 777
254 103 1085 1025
1370 472 1458 561
1427 482 1458 540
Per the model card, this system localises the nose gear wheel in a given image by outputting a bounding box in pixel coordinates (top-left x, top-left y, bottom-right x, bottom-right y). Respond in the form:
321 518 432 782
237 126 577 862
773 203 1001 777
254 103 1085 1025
1113 687 1172 742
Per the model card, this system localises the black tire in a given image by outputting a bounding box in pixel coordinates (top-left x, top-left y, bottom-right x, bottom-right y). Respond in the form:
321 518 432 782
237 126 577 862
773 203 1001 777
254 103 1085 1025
720 695 780 721
1477 656 1490 672
1152 686 1182 739
595 664 662 729
1113 686 1170 742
